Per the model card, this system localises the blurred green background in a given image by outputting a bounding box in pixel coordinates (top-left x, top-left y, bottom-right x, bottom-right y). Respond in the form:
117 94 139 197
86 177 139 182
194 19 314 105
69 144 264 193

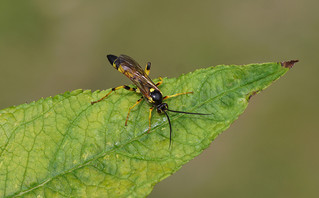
0 0 317 197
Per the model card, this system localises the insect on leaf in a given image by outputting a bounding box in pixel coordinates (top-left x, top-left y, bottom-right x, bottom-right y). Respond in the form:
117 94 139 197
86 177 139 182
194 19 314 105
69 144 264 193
0 60 297 197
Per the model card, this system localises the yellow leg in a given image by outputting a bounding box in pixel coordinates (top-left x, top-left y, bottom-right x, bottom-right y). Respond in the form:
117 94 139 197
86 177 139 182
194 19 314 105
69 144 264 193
163 91 193 100
147 106 154 133
145 62 151 76
91 85 136 104
125 97 143 126
155 77 163 87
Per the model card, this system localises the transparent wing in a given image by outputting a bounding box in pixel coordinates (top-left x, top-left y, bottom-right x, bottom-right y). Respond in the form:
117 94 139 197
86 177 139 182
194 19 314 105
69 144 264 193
116 55 160 99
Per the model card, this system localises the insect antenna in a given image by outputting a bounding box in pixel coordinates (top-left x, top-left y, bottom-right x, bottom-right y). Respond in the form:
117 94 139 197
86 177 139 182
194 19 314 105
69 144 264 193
166 109 211 115
163 110 172 148
163 109 210 148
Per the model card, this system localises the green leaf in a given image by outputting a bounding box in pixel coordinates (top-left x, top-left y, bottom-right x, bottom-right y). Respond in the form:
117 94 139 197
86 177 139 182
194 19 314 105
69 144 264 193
0 60 297 197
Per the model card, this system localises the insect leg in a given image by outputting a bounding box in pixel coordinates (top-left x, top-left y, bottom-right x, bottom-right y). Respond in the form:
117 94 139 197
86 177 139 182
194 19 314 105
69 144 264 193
155 77 163 87
145 62 151 76
125 97 143 126
91 85 136 104
147 106 154 133
163 91 193 100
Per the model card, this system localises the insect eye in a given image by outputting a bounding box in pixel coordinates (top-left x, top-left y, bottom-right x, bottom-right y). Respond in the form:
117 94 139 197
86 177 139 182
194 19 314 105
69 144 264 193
150 90 162 102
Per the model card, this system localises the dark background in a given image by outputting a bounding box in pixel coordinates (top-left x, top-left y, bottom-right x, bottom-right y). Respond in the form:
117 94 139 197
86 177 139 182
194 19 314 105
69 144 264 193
0 1 317 197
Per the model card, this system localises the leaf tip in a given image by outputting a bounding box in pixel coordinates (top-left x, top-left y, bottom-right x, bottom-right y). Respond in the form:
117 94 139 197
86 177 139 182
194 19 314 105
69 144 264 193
280 60 299 69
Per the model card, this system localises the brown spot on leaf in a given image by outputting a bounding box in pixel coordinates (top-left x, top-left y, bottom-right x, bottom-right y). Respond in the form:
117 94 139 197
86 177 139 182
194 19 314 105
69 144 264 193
281 60 299 69
247 91 259 101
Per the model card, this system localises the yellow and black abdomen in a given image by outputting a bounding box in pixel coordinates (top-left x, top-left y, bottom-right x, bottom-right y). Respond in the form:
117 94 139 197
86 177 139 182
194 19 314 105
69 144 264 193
107 54 161 104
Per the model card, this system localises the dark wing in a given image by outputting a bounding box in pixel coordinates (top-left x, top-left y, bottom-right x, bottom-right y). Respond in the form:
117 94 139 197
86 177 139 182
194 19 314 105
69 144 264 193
115 54 160 99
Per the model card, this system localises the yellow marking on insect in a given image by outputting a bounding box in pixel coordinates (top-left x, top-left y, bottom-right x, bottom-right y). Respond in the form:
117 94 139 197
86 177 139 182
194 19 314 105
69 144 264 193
145 62 151 76
148 97 154 103
112 63 117 70
118 65 125 73
150 88 155 92
126 71 135 78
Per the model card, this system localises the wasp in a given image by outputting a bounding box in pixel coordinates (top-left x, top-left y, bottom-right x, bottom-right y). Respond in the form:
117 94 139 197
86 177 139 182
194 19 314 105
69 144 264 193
91 54 210 146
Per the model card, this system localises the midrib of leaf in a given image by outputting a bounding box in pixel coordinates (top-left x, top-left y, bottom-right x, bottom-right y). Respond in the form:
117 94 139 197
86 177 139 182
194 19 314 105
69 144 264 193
12 64 287 197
